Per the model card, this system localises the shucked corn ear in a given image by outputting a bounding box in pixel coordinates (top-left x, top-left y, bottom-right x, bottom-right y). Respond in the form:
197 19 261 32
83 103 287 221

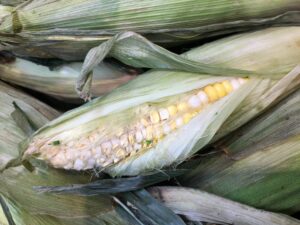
1 0 300 60
23 27 300 176
0 81 127 225
0 54 137 101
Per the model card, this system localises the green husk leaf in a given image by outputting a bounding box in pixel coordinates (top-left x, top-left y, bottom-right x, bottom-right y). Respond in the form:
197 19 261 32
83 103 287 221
0 195 16 225
1 1 300 60
115 189 186 225
0 57 137 102
0 1 25 7
78 27 300 99
149 187 300 225
34 169 187 195
180 87 300 214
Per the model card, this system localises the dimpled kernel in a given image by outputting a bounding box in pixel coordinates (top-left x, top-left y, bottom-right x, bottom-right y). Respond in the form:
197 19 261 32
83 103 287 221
167 105 177 116
204 85 218 102
159 108 169 120
197 91 209 105
150 110 160 123
188 95 201 108
222 80 233 94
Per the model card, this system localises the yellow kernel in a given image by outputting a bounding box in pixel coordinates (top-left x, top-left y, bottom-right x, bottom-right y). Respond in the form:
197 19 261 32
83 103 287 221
170 121 177 130
141 118 149 126
213 83 227 98
183 113 193 124
204 85 218 102
222 80 233 94
177 102 188 112
128 132 135 144
167 105 177 116
150 111 160 123
116 149 127 158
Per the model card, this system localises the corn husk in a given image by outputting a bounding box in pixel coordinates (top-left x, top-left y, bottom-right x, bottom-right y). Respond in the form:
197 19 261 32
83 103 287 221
180 88 300 214
149 187 300 225
0 55 137 102
1 0 300 60
0 81 128 225
22 27 300 177
0 1 25 6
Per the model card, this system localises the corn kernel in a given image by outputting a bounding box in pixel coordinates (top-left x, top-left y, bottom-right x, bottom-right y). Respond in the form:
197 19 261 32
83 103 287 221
150 111 160 123
183 113 193 124
231 79 240 90
177 102 188 112
188 95 201 108
204 85 218 102
222 80 233 93
159 108 169 120
146 126 154 139
213 83 227 98
167 105 177 116
170 121 177 130
197 91 209 105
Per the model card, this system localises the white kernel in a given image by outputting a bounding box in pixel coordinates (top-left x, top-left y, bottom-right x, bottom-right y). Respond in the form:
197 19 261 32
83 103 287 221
135 130 143 143
197 91 209 105
159 108 169 121
163 124 171 135
111 138 120 148
86 159 96 169
188 95 201 108
120 134 129 147
92 146 102 155
141 127 147 138
101 141 112 149
175 117 184 127
51 152 66 167
134 143 142 151
231 79 241 90
74 159 85 170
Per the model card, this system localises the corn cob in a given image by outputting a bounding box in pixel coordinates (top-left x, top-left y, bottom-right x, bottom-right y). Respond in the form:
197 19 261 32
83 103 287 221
23 27 300 176
0 55 137 101
1 0 300 60
26 78 247 170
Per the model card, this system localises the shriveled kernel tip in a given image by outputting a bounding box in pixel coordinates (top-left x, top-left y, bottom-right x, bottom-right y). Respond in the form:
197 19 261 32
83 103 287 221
221 80 233 94
204 86 218 102
150 111 160 123
167 105 177 116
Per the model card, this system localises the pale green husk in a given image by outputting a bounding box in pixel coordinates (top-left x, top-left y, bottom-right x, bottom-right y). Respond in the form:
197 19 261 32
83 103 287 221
24 27 300 176
1 0 300 60
180 88 300 214
0 81 128 225
0 58 136 101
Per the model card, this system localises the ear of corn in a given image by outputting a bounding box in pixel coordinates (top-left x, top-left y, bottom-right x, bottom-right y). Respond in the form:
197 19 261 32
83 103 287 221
149 187 300 225
179 88 300 214
1 0 300 60
23 27 300 176
0 56 137 101
0 81 129 225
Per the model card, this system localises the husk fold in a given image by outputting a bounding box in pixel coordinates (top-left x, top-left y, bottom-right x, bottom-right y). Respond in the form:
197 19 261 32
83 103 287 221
0 81 128 225
0 55 137 101
180 88 300 214
1 0 300 60
24 27 300 177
